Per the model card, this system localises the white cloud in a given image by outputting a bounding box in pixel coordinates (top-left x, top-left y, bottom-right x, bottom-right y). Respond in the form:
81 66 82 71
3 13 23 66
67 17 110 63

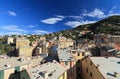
1 25 24 32
7 11 17 16
0 32 22 36
28 25 35 28
68 15 83 19
41 16 64 24
108 6 119 16
65 20 96 28
83 8 106 18
34 30 49 34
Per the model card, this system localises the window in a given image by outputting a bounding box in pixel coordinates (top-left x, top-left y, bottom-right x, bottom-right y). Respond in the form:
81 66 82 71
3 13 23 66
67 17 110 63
78 60 80 63
86 67 88 73
90 61 92 66
82 53 84 56
65 61 68 65
85 60 87 62
90 72 92 77
78 53 80 56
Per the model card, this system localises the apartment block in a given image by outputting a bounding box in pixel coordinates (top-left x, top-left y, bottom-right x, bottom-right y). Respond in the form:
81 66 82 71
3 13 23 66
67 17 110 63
18 46 33 56
15 37 30 49
82 57 120 79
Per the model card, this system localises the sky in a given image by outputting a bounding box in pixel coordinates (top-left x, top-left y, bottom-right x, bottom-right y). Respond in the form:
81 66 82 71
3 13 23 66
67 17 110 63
0 0 120 35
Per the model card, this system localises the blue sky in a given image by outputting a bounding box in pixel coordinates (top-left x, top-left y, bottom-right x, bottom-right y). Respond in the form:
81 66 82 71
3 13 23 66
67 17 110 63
0 0 120 35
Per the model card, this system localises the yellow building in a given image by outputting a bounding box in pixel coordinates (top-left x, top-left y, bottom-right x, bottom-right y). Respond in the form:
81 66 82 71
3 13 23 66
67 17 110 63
18 46 33 56
30 60 67 79
82 57 120 79
7 37 14 44
70 49 84 61
15 37 30 49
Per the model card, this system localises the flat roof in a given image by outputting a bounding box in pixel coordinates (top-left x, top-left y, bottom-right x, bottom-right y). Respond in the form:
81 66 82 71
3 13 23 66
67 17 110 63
30 61 66 79
57 49 75 62
90 57 120 79
0 56 43 71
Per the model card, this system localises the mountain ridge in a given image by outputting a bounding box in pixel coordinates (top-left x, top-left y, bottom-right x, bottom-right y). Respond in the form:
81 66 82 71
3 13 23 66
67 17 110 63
44 15 120 40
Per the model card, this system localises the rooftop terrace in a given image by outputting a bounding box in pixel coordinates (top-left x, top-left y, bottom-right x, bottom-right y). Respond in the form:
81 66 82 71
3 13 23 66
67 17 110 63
90 57 120 79
30 60 66 79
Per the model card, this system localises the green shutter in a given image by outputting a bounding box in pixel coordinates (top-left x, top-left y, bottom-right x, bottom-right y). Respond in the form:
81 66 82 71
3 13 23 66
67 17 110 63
15 66 20 72
0 70 4 79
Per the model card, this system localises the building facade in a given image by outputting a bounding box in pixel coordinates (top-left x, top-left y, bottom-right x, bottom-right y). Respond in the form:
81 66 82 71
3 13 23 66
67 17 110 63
18 46 33 56
15 37 30 49
7 37 14 44
57 49 76 79
82 57 120 79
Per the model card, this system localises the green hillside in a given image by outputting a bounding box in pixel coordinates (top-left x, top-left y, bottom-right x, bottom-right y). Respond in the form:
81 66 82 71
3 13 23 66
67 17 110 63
44 15 120 40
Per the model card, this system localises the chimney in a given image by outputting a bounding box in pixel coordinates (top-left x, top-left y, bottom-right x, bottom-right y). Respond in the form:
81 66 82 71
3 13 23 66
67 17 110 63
114 72 119 78
42 71 49 79
4 64 11 68
96 64 100 69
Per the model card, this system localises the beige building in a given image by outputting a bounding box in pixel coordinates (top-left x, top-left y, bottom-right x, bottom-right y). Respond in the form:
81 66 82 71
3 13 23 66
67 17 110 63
0 57 30 79
35 46 49 55
82 57 120 79
18 46 33 56
66 38 74 47
15 37 30 49
58 37 67 48
0 56 44 79
58 37 74 48
7 37 14 44
40 36 46 41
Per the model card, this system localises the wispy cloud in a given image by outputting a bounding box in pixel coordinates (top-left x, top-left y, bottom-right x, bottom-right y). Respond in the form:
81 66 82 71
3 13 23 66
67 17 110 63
1 25 25 32
41 15 65 24
33 30 49 34
0 32 22 36
65 20 96 28
112 6 117 10
28 25 36 28
68 15 83 19
7 11 17 16
108 6 119 16
83 8 106 18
